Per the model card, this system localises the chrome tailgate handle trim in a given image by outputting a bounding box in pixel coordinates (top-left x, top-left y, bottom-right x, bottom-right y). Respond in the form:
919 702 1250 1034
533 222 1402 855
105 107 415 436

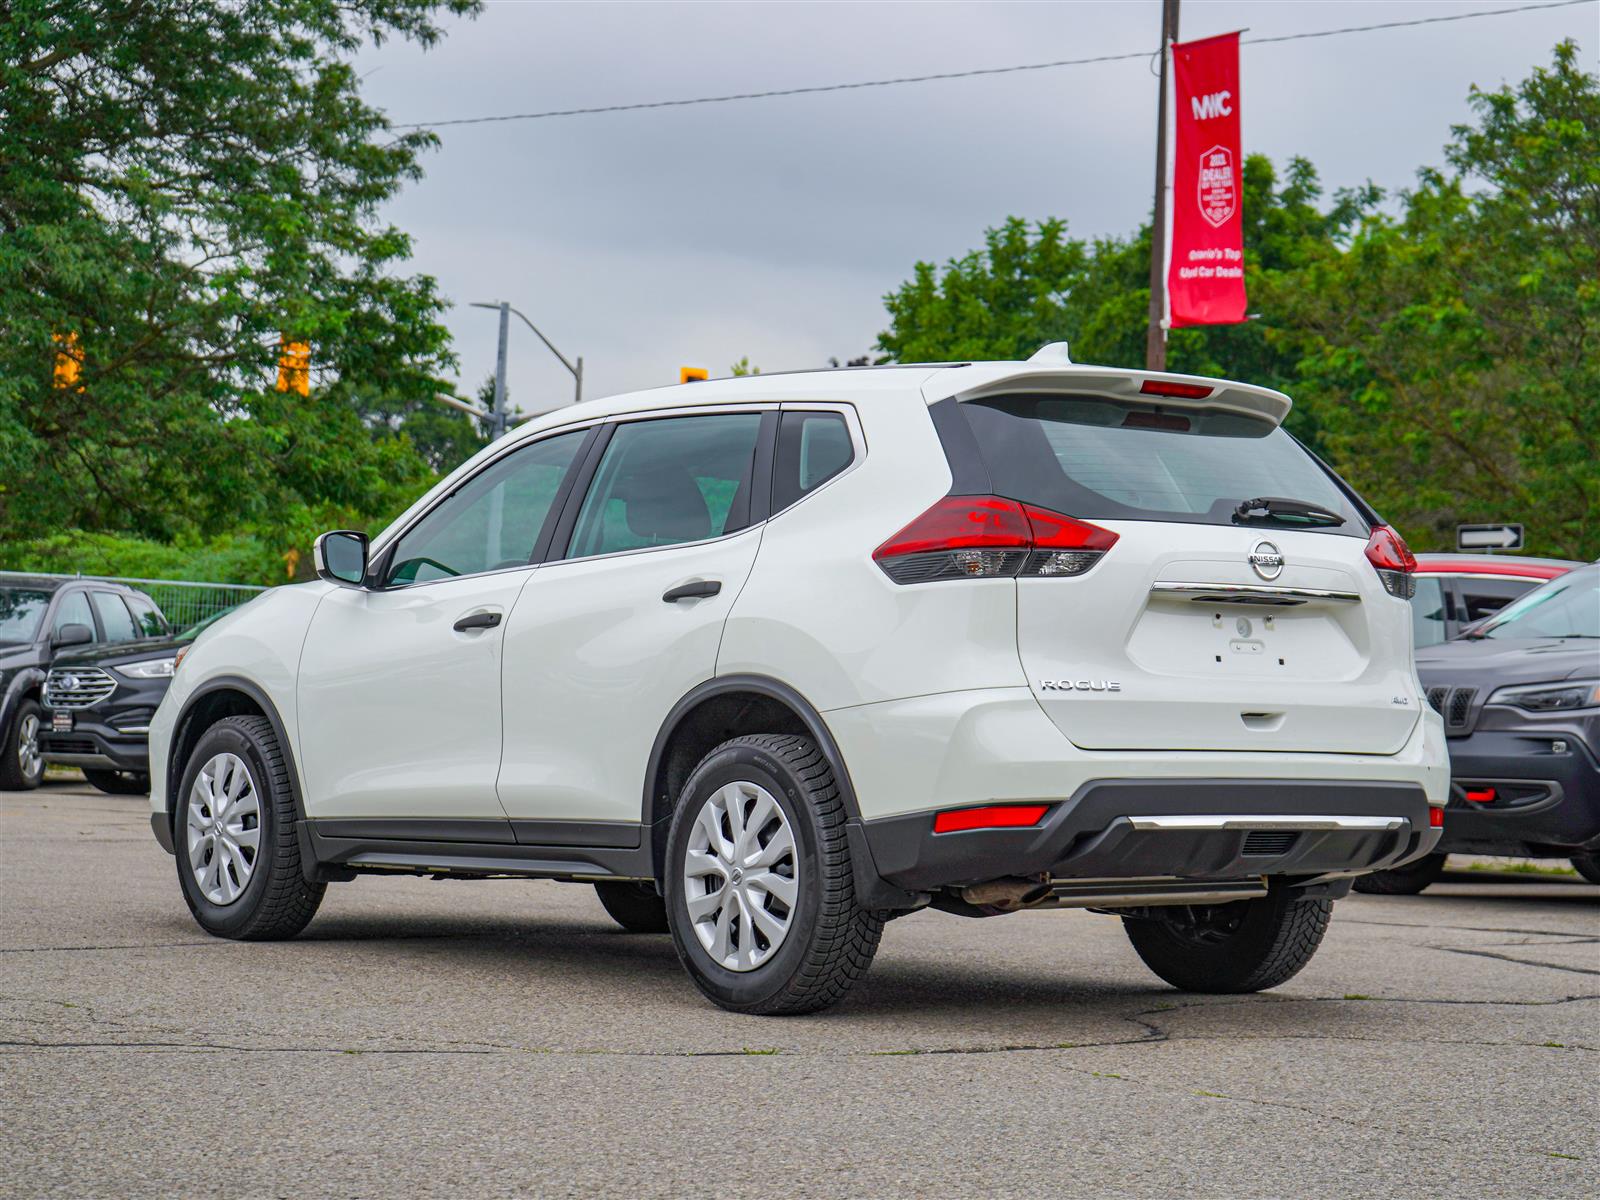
1125 814 1407 832
1150 581 1362 604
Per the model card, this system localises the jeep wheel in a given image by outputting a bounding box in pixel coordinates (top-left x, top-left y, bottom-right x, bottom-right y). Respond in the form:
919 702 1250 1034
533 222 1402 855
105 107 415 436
1122 891 1332 993
594 881 669 933
1351 852 1448 895
83 768 151 796
664 734 884 1015
175 715 325 940
1 698 46 791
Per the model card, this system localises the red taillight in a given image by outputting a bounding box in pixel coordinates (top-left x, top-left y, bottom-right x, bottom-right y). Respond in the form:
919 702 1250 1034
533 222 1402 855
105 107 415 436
1365 525 1417 599
1464 787 1496 805
932 804 1050 834
874 495 1117 584
1429 806 1444 828
1140 379 1213 400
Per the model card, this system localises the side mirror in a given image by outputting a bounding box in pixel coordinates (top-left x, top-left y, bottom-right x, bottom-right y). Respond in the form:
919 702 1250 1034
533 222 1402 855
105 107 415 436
53 623 93 648
314 530 370 588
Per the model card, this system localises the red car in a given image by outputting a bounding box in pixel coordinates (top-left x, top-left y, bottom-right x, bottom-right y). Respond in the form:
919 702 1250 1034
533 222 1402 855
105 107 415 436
1410 554 1582 648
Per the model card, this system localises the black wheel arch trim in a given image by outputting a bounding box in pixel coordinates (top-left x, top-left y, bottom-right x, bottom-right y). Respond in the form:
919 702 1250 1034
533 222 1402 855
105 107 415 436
1 667 47 738
165 675 324 880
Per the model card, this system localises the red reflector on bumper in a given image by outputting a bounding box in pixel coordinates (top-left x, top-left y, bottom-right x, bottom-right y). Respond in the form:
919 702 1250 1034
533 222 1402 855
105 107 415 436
1464 788 1496 804
932 804 1050 834
1429 806 1445 828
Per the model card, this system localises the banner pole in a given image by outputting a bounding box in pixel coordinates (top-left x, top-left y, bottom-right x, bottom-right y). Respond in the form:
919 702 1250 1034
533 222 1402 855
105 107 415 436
1145 0 1180 371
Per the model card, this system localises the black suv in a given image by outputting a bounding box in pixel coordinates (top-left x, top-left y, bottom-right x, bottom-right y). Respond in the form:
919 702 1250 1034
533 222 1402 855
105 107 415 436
0 574 171 792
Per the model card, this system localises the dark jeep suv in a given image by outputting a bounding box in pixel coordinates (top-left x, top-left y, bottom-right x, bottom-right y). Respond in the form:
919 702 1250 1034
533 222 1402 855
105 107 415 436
0 574 170 791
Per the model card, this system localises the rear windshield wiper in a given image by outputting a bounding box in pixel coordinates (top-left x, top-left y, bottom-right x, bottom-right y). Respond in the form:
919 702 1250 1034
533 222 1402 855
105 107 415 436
1232 496 1345 528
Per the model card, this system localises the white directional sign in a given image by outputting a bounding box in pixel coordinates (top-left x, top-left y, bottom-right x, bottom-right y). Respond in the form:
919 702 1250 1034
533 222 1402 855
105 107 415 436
1457 523 1524 552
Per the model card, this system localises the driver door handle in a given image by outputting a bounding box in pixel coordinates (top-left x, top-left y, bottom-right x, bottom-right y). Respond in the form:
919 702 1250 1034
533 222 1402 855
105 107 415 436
453 611 503 632
662 580 722 603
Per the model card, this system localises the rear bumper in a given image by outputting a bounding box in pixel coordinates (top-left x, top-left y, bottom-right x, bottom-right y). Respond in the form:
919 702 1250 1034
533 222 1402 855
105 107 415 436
857 778 1438 892
1435 729 1600 855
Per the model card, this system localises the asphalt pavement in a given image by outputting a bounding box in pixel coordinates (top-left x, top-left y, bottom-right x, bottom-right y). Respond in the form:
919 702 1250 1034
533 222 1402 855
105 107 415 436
3 778 1597 1198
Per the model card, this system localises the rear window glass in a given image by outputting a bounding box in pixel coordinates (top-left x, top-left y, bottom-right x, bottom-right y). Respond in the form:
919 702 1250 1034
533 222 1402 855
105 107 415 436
958 394 1366 534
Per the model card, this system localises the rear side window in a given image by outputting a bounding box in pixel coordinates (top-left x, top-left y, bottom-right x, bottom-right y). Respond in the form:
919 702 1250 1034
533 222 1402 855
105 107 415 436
773 411 853 513
125 594 168 637
567 413 762 559
955 394 1366 534
91 591 137 642
1411 576 1448 648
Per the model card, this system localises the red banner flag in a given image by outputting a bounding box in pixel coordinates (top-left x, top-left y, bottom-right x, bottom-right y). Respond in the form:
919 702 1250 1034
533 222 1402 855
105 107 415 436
1166 31 1246 328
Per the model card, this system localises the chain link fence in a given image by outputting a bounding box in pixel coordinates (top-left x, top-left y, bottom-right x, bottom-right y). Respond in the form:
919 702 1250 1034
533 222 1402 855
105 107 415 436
0 571 267 632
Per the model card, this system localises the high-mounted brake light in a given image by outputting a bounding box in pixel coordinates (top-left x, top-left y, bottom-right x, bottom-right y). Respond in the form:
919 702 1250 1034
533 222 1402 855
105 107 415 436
1364 525 1417 600
1140 379 1213 400
933 804 1050 834
873 496 1117 584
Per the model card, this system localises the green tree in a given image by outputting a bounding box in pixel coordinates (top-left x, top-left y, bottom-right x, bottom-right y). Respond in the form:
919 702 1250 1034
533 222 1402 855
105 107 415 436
1284 42 1598 557
0 0 478 553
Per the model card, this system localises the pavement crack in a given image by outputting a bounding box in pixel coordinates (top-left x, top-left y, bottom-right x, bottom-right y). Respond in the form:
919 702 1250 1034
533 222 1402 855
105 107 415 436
1430 945 1600 977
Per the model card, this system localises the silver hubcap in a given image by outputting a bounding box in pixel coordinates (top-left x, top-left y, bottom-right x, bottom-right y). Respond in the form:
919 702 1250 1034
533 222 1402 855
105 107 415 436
683 780 800 972
186 753 261 905
17 713 41 780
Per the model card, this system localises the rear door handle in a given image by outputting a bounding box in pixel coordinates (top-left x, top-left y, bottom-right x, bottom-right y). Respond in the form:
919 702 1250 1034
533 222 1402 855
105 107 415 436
453 610 503 632
662 580 722 603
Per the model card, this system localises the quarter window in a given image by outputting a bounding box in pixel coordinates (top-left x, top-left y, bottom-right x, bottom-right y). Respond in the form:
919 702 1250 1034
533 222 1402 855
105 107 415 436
772 411 854 513
125 594 168 637
567 414 763 559
91 591 137 642
386 429 588 587
1410 576 1448 648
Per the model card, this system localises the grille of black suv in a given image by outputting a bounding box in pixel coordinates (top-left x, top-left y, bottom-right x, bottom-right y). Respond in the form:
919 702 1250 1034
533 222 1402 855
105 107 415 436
44 667 118 710
43 736 97 755
1425 686 1478 734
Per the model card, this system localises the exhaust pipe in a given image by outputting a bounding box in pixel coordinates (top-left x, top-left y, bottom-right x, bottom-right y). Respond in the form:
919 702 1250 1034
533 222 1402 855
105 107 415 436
958 875 1053 913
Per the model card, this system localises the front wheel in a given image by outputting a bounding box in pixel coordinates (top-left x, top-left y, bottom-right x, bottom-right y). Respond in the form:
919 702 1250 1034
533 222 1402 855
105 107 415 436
83 768 151 795
665 734 884 1015
1 698 46 791
1351 852 1448 895
1123 891 1332 993
175 715 325 940
1571 854 1600 885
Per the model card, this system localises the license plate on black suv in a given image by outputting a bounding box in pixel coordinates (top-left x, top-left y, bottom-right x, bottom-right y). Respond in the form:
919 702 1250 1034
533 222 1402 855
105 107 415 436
52 711 73 733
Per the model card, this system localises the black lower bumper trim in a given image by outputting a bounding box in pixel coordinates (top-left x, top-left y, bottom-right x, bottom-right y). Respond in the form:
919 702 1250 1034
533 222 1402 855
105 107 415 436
860 778 1437 892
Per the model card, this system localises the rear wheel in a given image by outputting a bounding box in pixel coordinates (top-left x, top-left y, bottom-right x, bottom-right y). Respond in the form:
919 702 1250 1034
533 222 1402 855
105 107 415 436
175 715 324 940
1123 891 1332 993
594 881 669 933
1571 854 1600 885
0 698 46 791
1351 852 1448 895
665 734 884 1015
83 768 151 795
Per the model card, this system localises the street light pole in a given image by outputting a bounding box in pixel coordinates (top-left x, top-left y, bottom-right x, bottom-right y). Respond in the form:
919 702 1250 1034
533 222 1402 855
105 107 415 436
1146 0 1180 371
470 300 584 432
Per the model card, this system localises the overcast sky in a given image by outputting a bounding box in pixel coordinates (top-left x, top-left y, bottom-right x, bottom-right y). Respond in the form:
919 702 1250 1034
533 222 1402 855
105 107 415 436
357 0 1595 413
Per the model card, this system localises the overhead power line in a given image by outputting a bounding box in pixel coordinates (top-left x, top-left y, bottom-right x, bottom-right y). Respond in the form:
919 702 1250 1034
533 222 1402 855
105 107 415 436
398 0 1591 130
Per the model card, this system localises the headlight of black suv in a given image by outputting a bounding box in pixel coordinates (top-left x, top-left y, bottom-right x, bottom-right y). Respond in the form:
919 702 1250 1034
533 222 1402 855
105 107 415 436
1489 680 1600 713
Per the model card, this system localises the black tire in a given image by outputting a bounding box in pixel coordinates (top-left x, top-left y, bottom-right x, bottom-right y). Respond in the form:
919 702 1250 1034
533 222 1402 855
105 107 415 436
1351 852 1448 895
1123 890 1333 993
82 768 151 795
664 734 885 1015
0 697 46 791
1571 854 1600 885
174 715 325 940
594 881 670 933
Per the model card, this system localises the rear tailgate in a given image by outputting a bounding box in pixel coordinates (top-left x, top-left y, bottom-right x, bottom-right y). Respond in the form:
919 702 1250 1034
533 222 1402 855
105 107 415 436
934 366 1420 755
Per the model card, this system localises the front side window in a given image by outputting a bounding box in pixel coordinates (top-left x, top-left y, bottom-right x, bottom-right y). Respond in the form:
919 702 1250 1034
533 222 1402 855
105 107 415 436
773 411 854 513
386 429 588 587
567 413 762 559
91 591 137 642
51 591 95 642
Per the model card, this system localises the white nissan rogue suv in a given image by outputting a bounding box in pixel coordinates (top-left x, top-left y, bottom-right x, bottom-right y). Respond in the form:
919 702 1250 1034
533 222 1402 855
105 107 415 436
148 348 1448 1014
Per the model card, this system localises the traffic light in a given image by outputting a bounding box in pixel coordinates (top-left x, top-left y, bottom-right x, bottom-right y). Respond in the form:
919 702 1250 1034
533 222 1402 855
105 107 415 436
52 332 82 390
680 365 708 384
277 337 311 396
